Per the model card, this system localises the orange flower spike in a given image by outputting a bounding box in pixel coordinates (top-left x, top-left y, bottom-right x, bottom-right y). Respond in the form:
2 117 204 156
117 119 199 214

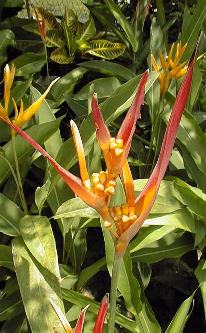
121 160 135 207
116 54 195 255
91 71 148 179
93 294 109 333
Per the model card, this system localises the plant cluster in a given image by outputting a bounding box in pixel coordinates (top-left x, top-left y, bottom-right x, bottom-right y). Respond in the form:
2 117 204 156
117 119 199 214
0 1 206 333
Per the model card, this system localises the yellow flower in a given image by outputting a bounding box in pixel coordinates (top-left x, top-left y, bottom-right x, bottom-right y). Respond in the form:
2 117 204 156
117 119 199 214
0 64 59 129
151 42 187 95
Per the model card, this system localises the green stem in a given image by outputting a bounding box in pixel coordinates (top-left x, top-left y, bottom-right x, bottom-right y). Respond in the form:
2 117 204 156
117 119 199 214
0 155 23 202
44 43 49 81
12 134 28 214
108 252 122 333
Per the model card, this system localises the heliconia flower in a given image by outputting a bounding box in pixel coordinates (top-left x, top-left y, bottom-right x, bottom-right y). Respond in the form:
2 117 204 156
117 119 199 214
91 70 148 179
151 42 187 95
115 55 195 255
12 77 59 128
49 294 109 333
0 63 59 129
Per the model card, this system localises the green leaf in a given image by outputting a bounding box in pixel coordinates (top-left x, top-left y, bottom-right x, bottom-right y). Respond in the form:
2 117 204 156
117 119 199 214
45 30 65 48
76 17 96 42
0 194 23 236
0 292 24 322
104 0 138 52
181 0 206 61
174 179 206 220
165 292 195 333
85 39 126 59
66 0 90 23
131 232 194 263
13 52 45 77
0 245 14 270
0 30 15 66
53 197 99 220
13 237 65 333
60 264 78 289
79 59 135 81
73 77 121 101
50 47 74 64
0 119 61 185
77 257 106 290
19 215 61 278
51 67 87 104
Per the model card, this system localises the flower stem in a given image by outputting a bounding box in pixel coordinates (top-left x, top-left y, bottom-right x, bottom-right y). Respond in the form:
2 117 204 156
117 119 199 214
12 134 28 214
108 252 122 333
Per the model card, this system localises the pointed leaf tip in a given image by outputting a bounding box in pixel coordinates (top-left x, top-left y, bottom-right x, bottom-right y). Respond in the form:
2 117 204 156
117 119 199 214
93 294 109 333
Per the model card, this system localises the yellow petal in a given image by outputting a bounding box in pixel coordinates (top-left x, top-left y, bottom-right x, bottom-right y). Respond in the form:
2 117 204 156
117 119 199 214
14 77 59 127
151 54 160 71
70 120 90 182
159 52 169 70
121 160 135 206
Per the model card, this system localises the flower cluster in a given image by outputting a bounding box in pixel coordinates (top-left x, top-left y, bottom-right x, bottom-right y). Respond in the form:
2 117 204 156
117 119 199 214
0 64 58 129
151 42 187 95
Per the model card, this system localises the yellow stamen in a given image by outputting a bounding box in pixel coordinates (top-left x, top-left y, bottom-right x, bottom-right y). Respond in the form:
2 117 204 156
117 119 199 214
114 148 123 156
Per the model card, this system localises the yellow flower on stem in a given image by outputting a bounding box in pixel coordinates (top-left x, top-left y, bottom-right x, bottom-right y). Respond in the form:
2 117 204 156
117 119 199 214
0 64 59 129
151 42 187 95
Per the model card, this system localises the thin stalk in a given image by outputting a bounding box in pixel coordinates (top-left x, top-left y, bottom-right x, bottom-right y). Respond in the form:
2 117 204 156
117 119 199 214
44 43 49 81
12 134 28 214
108 252 122 333
0 155 23 203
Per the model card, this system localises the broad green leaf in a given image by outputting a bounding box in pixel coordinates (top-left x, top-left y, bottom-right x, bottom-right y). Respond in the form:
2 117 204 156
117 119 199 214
0 245 14 270
131 232 194 263
51 67 88 104
35 179 51 214
104 0 138 52
53 197 98 220
45 29 65 48
73 77 121 101
195 260 206 319
85 39 126 59
50 47 74 64
60 264 78 289
76 17 96 41
77 257 106 290
181 0 206 61
13 237 65 333
66 0 90 23
0 193 23 236
143 209 195 233
0 292 23 322
62 288 138 332
174 179 206 220
0 119 61 185
19 215 61 279
79 60 135 81
165 292 195 333
13 52 45 77
0 30 15 66
65 217 87 273
4 0 23 6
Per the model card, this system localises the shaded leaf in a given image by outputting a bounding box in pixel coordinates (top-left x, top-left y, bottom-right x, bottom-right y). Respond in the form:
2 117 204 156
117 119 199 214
0 193 23 236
